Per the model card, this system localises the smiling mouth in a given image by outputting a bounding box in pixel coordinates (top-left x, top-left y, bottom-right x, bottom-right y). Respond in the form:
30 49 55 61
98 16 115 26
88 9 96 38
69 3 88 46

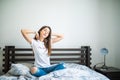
43 34 48 37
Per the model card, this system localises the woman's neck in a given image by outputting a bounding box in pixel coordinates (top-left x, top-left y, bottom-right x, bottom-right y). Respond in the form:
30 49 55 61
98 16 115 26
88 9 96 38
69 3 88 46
39 37 44 42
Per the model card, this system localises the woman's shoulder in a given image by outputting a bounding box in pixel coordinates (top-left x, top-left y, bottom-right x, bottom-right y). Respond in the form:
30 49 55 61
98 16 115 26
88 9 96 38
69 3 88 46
31 39 38 45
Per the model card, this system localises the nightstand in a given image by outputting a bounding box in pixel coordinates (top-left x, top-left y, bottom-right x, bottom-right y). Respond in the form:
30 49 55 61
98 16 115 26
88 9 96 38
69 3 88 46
95 67 120 80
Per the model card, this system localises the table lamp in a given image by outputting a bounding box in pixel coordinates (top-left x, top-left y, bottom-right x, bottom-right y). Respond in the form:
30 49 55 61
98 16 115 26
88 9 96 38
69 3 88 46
100 48 108 69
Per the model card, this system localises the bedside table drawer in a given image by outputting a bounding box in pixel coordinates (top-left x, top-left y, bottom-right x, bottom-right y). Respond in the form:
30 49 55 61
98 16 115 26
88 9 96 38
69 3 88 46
105 72 120 79
106 72 120 76
94 67 120 80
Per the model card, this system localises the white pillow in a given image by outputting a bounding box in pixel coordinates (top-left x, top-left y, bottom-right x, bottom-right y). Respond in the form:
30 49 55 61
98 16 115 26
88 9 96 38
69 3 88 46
19 63 33 69
8 63 30 76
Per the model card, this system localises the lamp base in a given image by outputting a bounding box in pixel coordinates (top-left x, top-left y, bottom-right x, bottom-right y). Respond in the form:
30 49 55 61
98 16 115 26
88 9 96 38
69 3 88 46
101 65 108 70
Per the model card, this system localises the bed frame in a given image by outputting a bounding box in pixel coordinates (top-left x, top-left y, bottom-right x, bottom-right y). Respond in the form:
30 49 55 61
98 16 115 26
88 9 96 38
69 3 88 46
2 46 91 73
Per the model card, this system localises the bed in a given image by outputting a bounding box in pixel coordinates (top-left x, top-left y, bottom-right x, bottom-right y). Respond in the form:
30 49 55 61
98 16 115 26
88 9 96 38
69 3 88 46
0 45 109 80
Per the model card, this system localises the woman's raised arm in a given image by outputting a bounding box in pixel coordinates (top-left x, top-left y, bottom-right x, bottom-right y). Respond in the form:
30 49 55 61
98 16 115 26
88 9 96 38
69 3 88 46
21 29 37 44
51 33 64 44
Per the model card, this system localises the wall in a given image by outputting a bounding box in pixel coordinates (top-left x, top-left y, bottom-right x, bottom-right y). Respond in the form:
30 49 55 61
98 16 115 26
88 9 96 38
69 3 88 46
0 0 120 74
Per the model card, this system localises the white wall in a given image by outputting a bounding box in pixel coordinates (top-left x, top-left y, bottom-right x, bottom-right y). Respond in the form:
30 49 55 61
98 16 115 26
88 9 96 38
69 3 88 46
0 0 120 74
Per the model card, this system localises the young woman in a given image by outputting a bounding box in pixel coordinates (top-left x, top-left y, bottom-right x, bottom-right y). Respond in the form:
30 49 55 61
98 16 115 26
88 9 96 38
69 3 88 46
21 26 65 77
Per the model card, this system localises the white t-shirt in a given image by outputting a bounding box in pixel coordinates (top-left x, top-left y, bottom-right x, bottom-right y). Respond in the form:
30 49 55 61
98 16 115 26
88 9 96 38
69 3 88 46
31 39 51 68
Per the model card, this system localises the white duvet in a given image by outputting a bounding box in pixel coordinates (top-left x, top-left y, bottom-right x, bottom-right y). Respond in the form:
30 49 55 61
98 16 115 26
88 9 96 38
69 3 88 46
39 68 109 80
0 63 110 80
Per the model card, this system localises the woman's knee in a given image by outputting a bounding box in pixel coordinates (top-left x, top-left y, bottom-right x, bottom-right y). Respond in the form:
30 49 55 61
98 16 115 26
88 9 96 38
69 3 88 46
30 67 38 74
30 67 47 77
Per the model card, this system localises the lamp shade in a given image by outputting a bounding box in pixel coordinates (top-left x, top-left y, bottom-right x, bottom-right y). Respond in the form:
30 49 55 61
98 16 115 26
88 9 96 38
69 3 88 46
100 48 108 55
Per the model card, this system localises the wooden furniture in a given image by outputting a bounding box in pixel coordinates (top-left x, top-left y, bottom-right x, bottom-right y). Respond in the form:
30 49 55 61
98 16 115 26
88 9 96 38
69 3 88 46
2 46 91 73
95 67 120 80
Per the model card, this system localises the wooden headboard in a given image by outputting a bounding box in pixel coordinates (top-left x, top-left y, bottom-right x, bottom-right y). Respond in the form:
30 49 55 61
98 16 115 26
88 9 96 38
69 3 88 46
2 46 91 73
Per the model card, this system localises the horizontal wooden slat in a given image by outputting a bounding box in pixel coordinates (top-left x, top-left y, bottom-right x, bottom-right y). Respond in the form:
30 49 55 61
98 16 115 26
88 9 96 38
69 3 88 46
51 58 85 60
11 54 33 56
13 59 35 61
8 57 85 60
3 48 84 51
3 58 86 61
52 48 83 51
51 53 85 56
3 53 86 56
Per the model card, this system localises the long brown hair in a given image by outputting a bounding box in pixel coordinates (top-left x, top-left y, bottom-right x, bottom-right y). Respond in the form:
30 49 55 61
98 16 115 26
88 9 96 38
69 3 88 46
34 26 52 56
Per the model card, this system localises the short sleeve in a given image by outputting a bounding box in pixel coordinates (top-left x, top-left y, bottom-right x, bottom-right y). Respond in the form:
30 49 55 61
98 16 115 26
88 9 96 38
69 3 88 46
31 39 36 47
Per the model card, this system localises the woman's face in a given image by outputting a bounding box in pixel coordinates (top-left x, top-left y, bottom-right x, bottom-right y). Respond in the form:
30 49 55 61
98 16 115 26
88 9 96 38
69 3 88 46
40 27 50 39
